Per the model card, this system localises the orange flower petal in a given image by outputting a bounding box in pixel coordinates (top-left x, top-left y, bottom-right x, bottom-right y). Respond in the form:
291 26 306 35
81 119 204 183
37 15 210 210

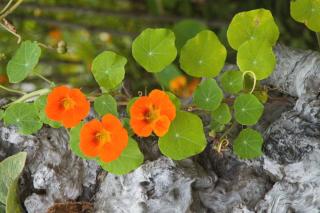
130 118 153 137
101 114 123 132
130 97 151 120
98 142 123 162
110 127 129 150
80 119 103 157
153 116 171 137
149 89 176 121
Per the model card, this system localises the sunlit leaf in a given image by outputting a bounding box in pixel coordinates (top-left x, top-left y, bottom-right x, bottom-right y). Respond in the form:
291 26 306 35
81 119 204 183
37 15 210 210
193 79 223 111
211 103 231 125
34 96 61 128
233 128 263 159
6 178 22 213
4 103 42 135
6 41 41 83
132 28 177 73
0 152 27 205
98 138 144 175
158 111 206 160
92 51 127 91
220 70 244 94
166 91 181 109
237 40 276 80
234 94 264 125
180 30 227 77
173 19 207 51
227 9 279 50
94 94 118 116
290 0 320 32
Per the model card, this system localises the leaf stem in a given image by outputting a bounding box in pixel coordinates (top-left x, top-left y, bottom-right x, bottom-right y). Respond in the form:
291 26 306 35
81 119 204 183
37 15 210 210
0 0 24 20
0 0 14 15
4 88 50 108
35 73 55 87
242 71 257 94
0 84 26 95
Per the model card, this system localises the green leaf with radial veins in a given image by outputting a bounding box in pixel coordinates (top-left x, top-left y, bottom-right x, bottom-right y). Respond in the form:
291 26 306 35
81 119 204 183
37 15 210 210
193 79 223 111
94 94 118 116
234 94 264 125
6 41 41 83
233 128 263 159
166 91 181 109
34 96 61 128
211 103 231 125
173 19 207 51
179 30 227 78
237 40 276 80
132 28 177 73
158 111 206 160
155 64 182 89
3 103 42 135
92 51 127 91
220 70 244 94
227 8 279 50
98 138 144 175
290 0 320 32
0 152 27 205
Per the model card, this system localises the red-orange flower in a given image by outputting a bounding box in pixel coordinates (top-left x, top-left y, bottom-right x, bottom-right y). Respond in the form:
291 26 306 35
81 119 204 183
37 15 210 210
169 75 201 98
80 114 128 162
130 89 176 137
45 86 90 128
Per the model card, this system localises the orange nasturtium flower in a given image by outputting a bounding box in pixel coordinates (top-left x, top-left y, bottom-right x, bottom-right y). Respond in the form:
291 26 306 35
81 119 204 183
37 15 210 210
45 86 90 128
169 75 201 98
130 89 176 137
80 114 128 162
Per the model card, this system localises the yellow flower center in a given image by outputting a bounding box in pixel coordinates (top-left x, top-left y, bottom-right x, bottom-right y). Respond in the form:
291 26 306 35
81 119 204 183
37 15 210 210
145 105 160 123
95 129 111 145
62 97 76 110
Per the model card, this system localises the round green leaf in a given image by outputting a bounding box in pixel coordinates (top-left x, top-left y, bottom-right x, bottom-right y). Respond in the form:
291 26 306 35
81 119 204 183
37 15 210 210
290 0 320 32
6 41 41 83
4 103 42 135
211 103 231 125
233 128 263 159
132 28 177 73
210 120 225 133
98 138 144 175
69 122 93 160
158 111 206 160
227 9 279 50
234 94 264 125
0 152 27 205
92 51 127 91
155 64 182 89
193 79 223 111
237 40 276 80
173 19 207 51
34 96 61 128
166 91 181 109
220 70 244 94
94 94 118 117
180 30 227 77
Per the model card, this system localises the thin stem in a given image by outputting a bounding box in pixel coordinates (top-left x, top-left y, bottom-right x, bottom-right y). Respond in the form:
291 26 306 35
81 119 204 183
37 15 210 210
0 84 26 95
242 71 257 94
316 32 320 49
0 0 24 20
0 0 14 14
4 88 50 108
35 73 55 87
0 21 21 43
219 122 236 140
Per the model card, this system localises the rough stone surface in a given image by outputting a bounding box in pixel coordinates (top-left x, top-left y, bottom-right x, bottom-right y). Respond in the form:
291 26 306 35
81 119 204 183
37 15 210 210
0 44 320 213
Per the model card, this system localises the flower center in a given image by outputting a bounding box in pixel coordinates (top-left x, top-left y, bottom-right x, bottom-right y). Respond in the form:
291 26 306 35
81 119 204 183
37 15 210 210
144 105 160 123
62 97 76 110
95 129 111 145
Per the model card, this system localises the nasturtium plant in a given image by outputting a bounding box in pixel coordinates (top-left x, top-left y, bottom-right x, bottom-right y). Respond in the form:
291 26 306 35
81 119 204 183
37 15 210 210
92 51 127 91
237 40 276 80
179 30 227 77
233 128 263 159
210 120 225 133
220 70 244 94
211 103 232 125
98 138 144 175
173 19 207 51
155 64 182 89
69 122 91 160
227 8 279 50
3 103 42 135
94 94 118 117
0 110 4 120
34 96 61 128
158 111 207 160
0 152 27 213
132 28 177 73
234 94 264 125
6 41 41 83
193 79 223 111
290 0 320 32
166 91 181 109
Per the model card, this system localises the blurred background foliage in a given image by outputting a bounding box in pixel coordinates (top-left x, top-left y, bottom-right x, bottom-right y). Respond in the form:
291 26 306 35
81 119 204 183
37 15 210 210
0 0 318 95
